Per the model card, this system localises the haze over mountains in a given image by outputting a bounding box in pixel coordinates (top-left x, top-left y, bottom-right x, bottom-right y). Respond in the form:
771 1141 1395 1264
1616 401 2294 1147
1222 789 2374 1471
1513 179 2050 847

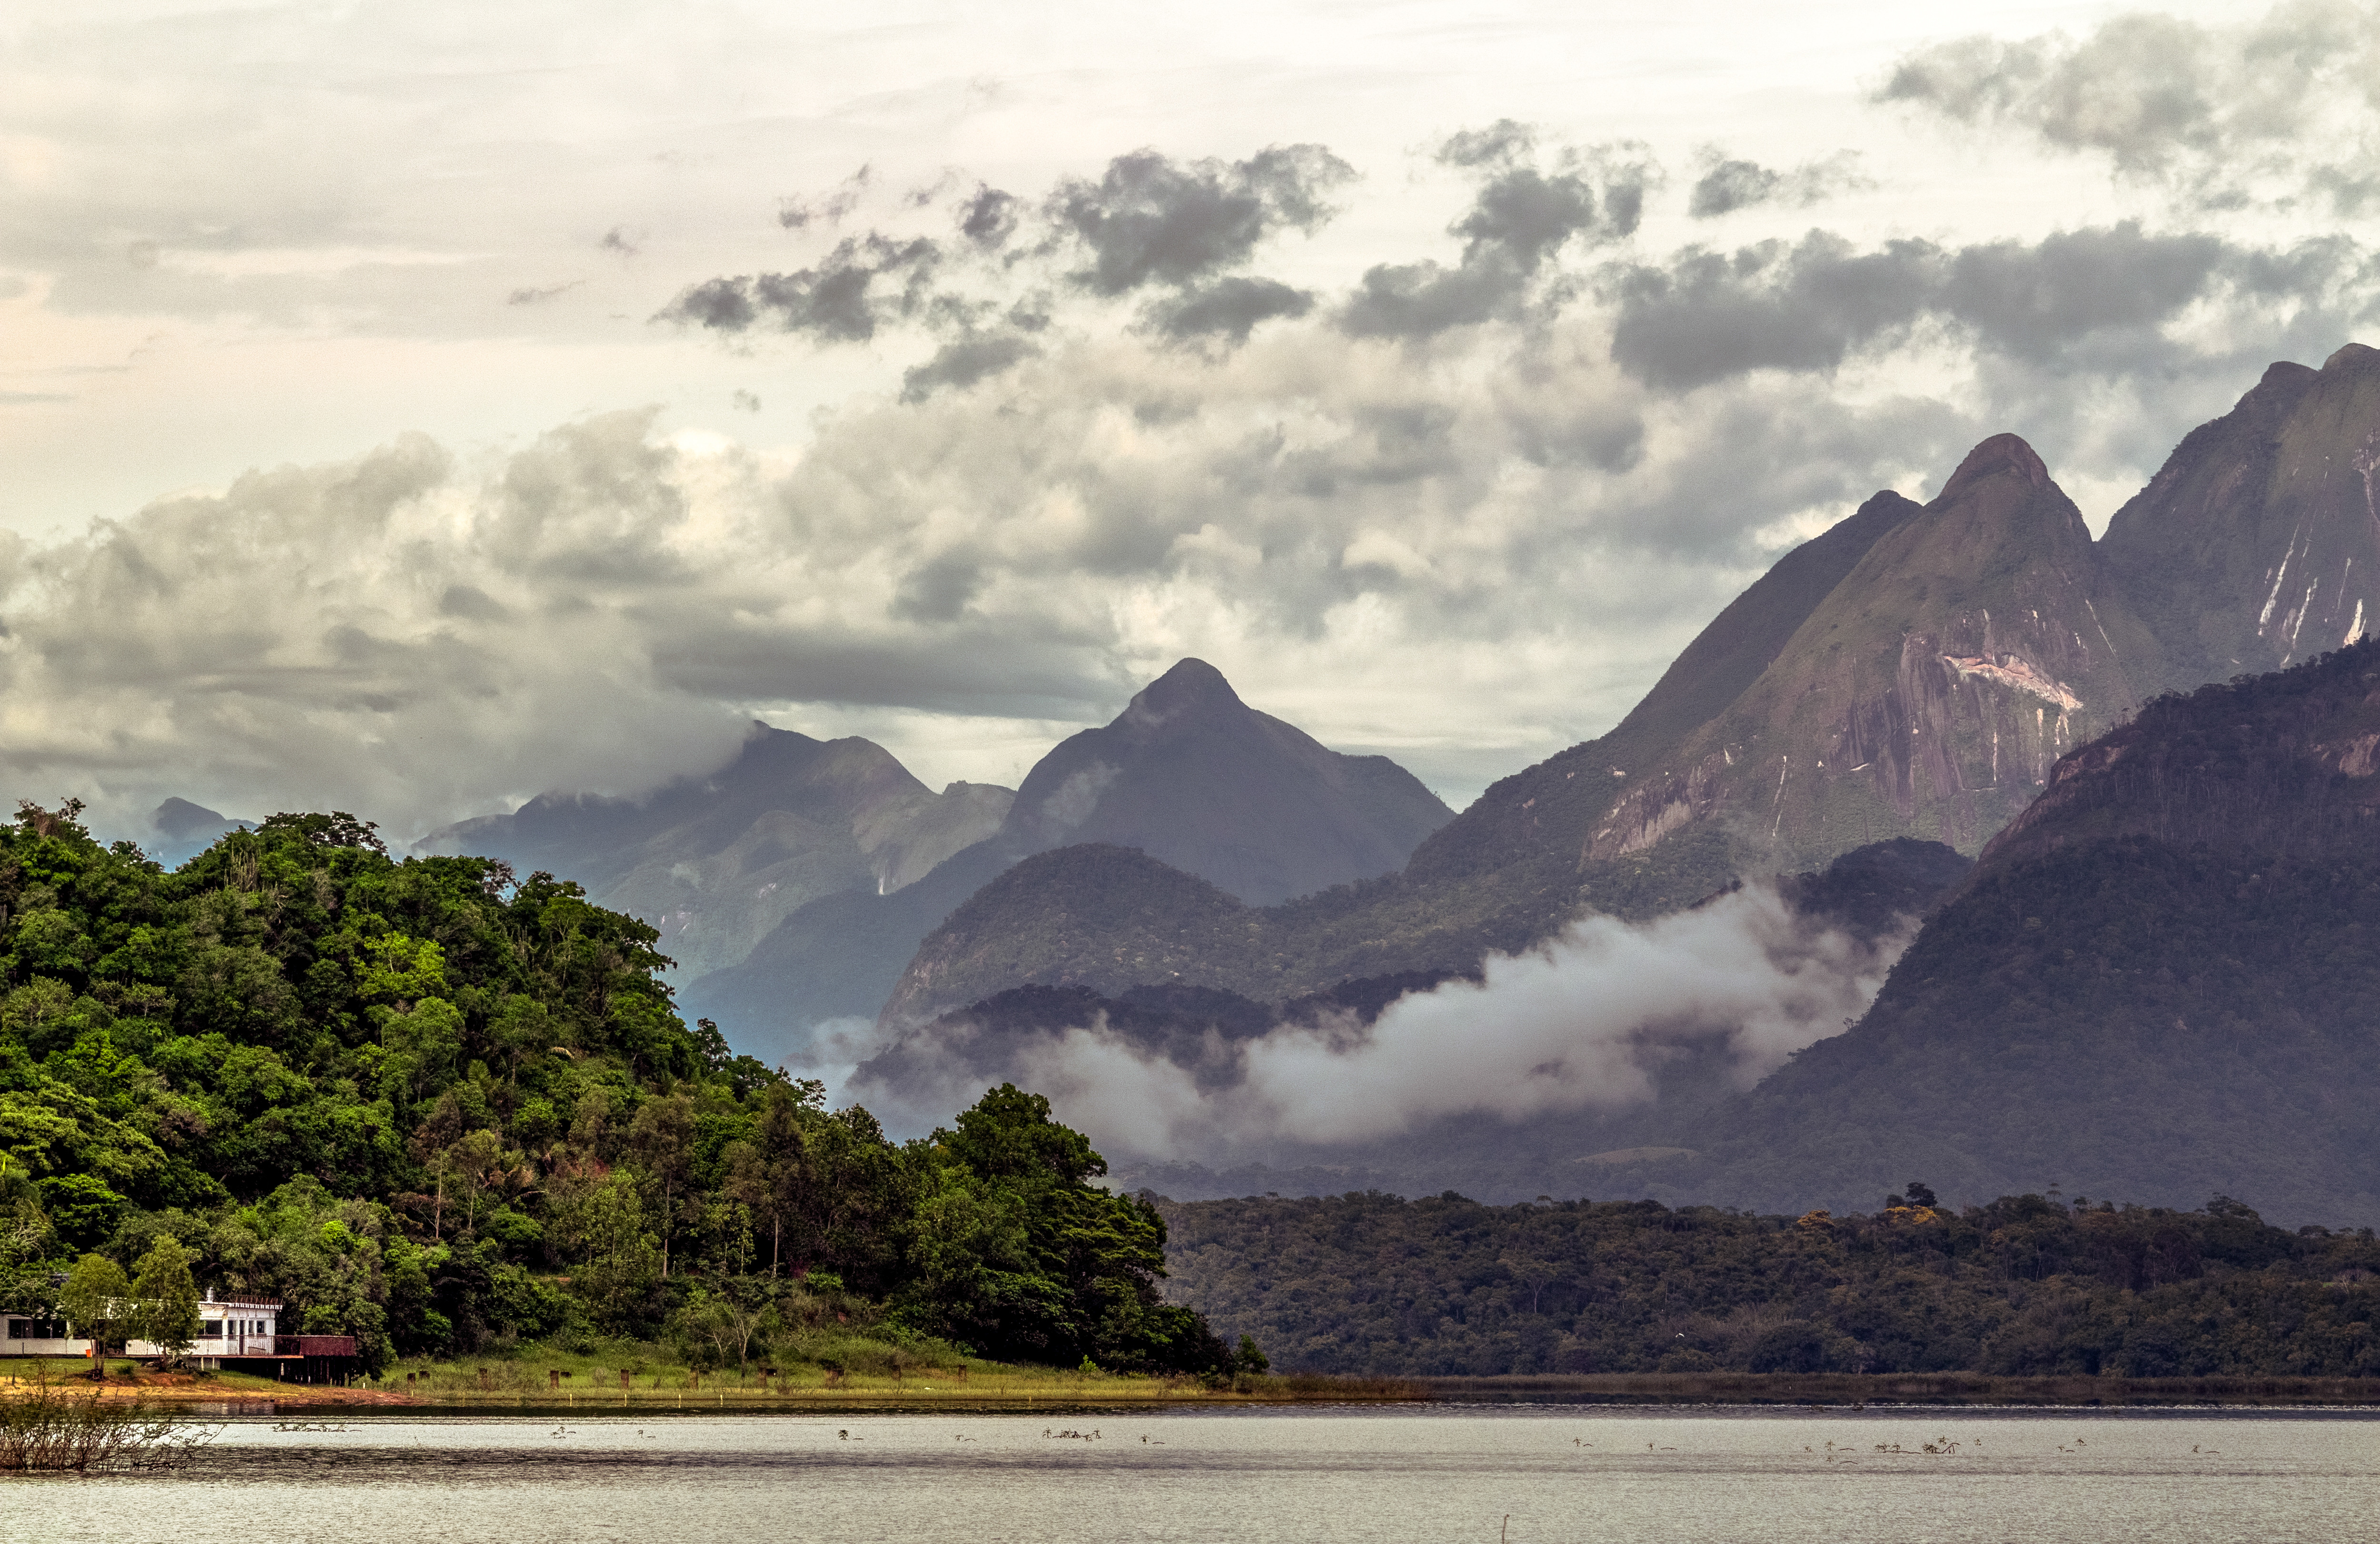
419 726 1014 983
835 342 2380 1225
875 343 2380 1033
397 659 1451 1063
173 341 2380 1224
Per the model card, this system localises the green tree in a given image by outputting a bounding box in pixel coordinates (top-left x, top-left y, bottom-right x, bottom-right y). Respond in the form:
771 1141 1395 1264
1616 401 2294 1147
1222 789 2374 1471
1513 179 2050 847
627 1093 696 1279
129 1236 201 1364
902 1085 1227 1374
56 1254 130 1374
672 1282 775 1372
551 1170 663 1335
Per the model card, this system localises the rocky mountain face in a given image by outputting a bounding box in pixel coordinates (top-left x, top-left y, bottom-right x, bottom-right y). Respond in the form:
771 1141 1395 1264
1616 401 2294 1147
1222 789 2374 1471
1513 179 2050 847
874 488 1941 1028
880 347 2379 1041
420 724 1013 983
1590 435 2160 866
1397 488 1925 897
682 660 1453 1043
2102 343 2380 694
1658 641 2380 1226
1978 636 2380 874
990 658 1453 907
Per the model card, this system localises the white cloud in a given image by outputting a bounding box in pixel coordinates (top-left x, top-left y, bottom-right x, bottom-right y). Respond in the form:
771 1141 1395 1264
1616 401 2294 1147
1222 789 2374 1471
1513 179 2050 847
846 886 1904 1158
2 2 2373 842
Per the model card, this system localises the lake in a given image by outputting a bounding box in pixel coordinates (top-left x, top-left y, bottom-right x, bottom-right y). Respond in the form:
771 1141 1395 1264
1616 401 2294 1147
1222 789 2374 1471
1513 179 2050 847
8 1405 2377 1543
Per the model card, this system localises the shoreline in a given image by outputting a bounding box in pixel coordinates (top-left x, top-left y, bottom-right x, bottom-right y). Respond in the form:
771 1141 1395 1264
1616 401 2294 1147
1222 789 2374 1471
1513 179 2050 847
1412 1373 2380 1408
20 1369 2380 1414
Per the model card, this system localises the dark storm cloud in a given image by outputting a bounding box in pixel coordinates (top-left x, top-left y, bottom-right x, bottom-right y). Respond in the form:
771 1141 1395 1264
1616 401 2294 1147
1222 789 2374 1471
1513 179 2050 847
1340 131 1657 340
1045 145 1355 296
656 234 940 342
889 551 984 622
1687 151 1871 217
1606 222 2345 390
1144 276 1314 343
1939 225 2229 363
1879 4 2380 212
956 185 1021 248
664 146 1353 364
898 331 1041 401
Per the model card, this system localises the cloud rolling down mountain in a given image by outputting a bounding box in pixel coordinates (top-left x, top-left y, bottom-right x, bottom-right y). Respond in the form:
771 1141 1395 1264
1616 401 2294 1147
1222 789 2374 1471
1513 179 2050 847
1649 639 2380 1227
847 841 1976 1218
876 346 2379 1031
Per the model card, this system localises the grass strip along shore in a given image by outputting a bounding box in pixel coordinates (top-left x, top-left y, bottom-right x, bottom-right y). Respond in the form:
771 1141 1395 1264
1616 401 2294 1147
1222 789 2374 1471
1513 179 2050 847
11 1356 2378 1412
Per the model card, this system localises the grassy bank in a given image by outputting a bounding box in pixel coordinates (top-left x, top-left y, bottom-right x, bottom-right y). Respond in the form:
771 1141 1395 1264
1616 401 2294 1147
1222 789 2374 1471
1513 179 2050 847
21 1360 2366 1410
0 1360 405 1405
373 1339 1424 1408
1417 1373 2380 1407
0 1350 1423 1409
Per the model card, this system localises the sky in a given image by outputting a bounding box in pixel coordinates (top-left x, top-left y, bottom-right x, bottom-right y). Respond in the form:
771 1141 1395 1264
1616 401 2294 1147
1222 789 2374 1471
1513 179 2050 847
3 0 2377 842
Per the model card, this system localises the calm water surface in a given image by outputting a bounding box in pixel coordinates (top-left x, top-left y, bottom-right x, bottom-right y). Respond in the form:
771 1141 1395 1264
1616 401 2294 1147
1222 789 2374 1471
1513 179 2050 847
5 1405 2376 1543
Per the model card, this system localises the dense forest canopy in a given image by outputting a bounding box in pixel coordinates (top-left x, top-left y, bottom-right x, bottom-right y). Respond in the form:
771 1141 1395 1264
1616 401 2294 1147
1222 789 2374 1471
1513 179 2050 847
0 804 1236 1376
1159 1189 2380 1378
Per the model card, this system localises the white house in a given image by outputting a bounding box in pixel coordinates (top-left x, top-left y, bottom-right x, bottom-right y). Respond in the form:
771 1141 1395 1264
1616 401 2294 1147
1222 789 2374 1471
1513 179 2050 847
1 1295 284 1367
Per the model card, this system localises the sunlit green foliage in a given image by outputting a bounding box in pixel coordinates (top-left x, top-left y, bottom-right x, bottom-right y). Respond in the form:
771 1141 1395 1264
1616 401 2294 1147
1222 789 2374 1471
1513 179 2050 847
0 805 1234 1377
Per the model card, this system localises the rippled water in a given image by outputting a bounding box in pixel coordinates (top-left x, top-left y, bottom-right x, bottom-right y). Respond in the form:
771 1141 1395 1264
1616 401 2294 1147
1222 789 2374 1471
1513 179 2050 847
6 1406 2376 1543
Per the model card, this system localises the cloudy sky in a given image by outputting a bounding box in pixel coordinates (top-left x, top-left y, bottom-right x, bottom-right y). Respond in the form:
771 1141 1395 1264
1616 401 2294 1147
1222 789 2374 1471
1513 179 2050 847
3 0 2376 842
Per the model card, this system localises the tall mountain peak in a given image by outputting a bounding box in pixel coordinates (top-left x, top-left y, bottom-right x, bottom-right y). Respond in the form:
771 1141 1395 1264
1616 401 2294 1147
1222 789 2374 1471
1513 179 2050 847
1586 436 2154 863
2323 340 2378 372
2101 341 2380 692
1121 657 1244 728
997 658 1450 904
1934 432 2049 502
690 659 1454 1040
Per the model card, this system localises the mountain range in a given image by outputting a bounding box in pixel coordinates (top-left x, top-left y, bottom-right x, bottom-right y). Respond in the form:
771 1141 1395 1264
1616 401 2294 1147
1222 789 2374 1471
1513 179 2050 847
401 659 1450 1062
850 342 2380 1225
1664 638 2380 1225
339 340 2380 1222
871 342 2380 1031
923 643 2380 1226
417 725 1014 984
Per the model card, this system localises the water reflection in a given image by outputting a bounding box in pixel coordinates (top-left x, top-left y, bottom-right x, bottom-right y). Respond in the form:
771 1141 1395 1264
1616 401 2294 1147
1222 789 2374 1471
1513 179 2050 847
11 1407 2378 1543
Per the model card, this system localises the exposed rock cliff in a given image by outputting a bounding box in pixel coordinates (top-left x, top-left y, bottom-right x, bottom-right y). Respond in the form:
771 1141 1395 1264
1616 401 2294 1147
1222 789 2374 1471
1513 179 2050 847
2102 342 2380 693
1666 640 2380 1226
1589 434 2160 864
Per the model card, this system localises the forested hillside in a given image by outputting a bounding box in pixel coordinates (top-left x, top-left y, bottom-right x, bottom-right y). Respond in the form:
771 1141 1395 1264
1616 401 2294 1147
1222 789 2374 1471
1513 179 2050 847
1664 641 2380 1225
0 804 1234 1377
1158 1189 2380 1378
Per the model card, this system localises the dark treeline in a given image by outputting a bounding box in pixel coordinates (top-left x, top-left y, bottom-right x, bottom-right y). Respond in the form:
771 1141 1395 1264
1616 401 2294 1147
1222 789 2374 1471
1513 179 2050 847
0 804 1240 1377
1158 1188 2380 1377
